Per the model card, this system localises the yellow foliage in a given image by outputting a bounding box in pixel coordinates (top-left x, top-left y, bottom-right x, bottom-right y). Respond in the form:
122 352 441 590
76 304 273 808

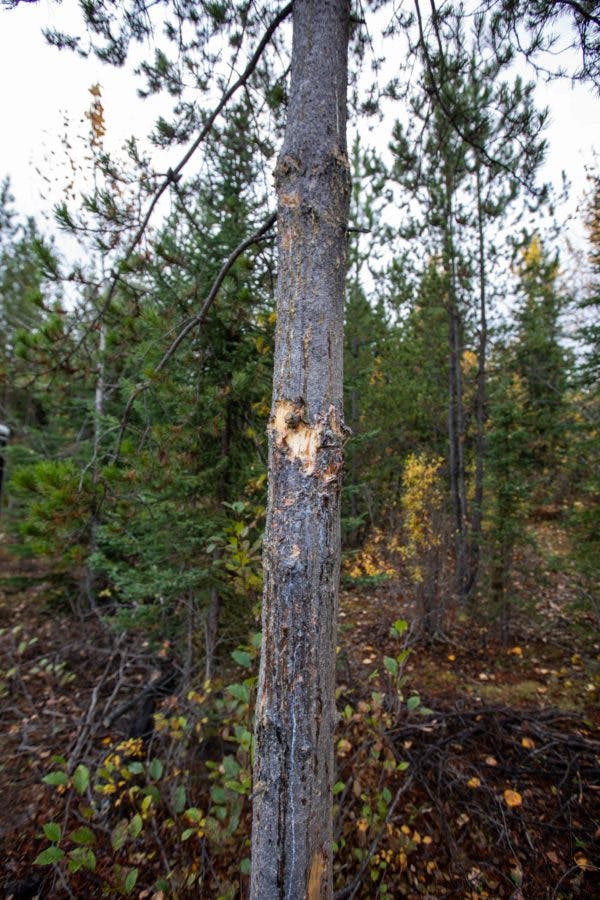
86 84 106 149
521 234 542 268
400 453 444 582
345 526 396 578
461 349 478 374
369 355 384 385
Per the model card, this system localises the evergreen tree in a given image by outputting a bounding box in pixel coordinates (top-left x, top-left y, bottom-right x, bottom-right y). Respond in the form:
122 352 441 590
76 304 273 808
513 234 569 502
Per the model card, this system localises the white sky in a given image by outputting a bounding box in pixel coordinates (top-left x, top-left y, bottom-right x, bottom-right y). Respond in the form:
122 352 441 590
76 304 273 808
0 1 598 249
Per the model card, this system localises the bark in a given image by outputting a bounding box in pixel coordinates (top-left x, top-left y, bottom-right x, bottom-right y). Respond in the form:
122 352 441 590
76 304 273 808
0 437 6 515
204 383 232 681
443 170 468 601
468 162 488 599
250 3 351 898
84 318 106 611
349 336 359 546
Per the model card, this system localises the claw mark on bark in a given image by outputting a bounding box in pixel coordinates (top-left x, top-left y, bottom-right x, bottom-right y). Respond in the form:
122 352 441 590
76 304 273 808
307 849 327 900
272 400 345 478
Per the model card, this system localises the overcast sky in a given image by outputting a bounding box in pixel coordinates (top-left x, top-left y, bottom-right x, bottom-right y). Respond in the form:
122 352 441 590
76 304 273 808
0 1 598 250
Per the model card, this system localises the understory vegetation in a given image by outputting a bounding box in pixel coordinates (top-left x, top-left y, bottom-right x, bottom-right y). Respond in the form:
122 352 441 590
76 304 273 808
1 1 599 897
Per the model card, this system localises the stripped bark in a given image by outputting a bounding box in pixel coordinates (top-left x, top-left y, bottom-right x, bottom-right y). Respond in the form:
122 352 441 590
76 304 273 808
250 2 351 897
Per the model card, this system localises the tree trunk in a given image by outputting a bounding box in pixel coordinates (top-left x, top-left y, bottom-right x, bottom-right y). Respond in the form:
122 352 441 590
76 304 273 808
468 161 488 599
205 381 232 681
84 318 106 611
250 2 350 898
443 171 468 601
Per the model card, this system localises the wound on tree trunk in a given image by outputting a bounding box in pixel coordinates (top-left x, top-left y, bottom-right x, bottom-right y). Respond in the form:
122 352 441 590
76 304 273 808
250 2 351 897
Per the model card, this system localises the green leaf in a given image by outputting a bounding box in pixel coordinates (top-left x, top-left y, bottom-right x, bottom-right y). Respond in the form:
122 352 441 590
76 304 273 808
383 656 398 676
43 822 61 843
397 761 410 771
232 649 253 668
184 807 203 823
111 820 129 851
240 857 251 875
382 786 392 804
391 619 408 635
173 784 186 814
226 682 250 704
222 755 241 779
70 826 96 846
128 813 143 839
211 785 228 804
43 771 68 787
34 846 64 865
181 827 195 841
67 847 96 872
406 695 420 711
333 781 345 795
148 758 164 780
124 868 139 894
127 761 144 775
73 764 90 795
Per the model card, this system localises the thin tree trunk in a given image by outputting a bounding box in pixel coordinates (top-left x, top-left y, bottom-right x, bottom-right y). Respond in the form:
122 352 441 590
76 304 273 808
84 319 106 610
251 2 351 897
443 171 468 601
204 382 232 681
349 336 359 546
468 161 488 598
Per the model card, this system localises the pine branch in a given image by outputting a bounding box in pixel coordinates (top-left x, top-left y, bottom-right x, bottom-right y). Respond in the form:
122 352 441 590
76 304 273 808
413 0 542 196
113 210 277 459
55 2 293 371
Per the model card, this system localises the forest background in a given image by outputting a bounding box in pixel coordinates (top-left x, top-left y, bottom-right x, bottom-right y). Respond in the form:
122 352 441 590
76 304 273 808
0 1 599 898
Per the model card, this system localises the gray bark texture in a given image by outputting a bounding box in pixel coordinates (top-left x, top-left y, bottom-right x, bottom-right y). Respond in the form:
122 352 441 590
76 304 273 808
250 2 351 898
443 170 468 602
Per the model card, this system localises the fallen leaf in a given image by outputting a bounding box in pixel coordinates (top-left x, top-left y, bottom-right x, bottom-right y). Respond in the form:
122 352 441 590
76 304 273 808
503 789 522 808
574 852 589 869
521 737 535 749
546 850 560 865
467 776 481 788
485 756 498 766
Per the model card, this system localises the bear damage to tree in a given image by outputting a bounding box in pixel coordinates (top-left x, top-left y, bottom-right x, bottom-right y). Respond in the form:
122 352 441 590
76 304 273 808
250 2 351 898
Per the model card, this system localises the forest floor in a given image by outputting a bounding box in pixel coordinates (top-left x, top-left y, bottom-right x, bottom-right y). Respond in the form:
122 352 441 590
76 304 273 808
0 524 599 899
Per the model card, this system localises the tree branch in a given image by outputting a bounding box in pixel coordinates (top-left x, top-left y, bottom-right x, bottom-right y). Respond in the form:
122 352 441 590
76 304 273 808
113 210 277 458
59 2 292 368
413 0 542 195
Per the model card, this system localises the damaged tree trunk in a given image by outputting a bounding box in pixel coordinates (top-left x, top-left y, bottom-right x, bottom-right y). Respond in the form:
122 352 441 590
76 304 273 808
250 2 351 897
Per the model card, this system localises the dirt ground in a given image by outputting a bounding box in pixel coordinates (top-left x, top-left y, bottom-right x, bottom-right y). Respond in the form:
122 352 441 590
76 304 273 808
1 531 599 898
